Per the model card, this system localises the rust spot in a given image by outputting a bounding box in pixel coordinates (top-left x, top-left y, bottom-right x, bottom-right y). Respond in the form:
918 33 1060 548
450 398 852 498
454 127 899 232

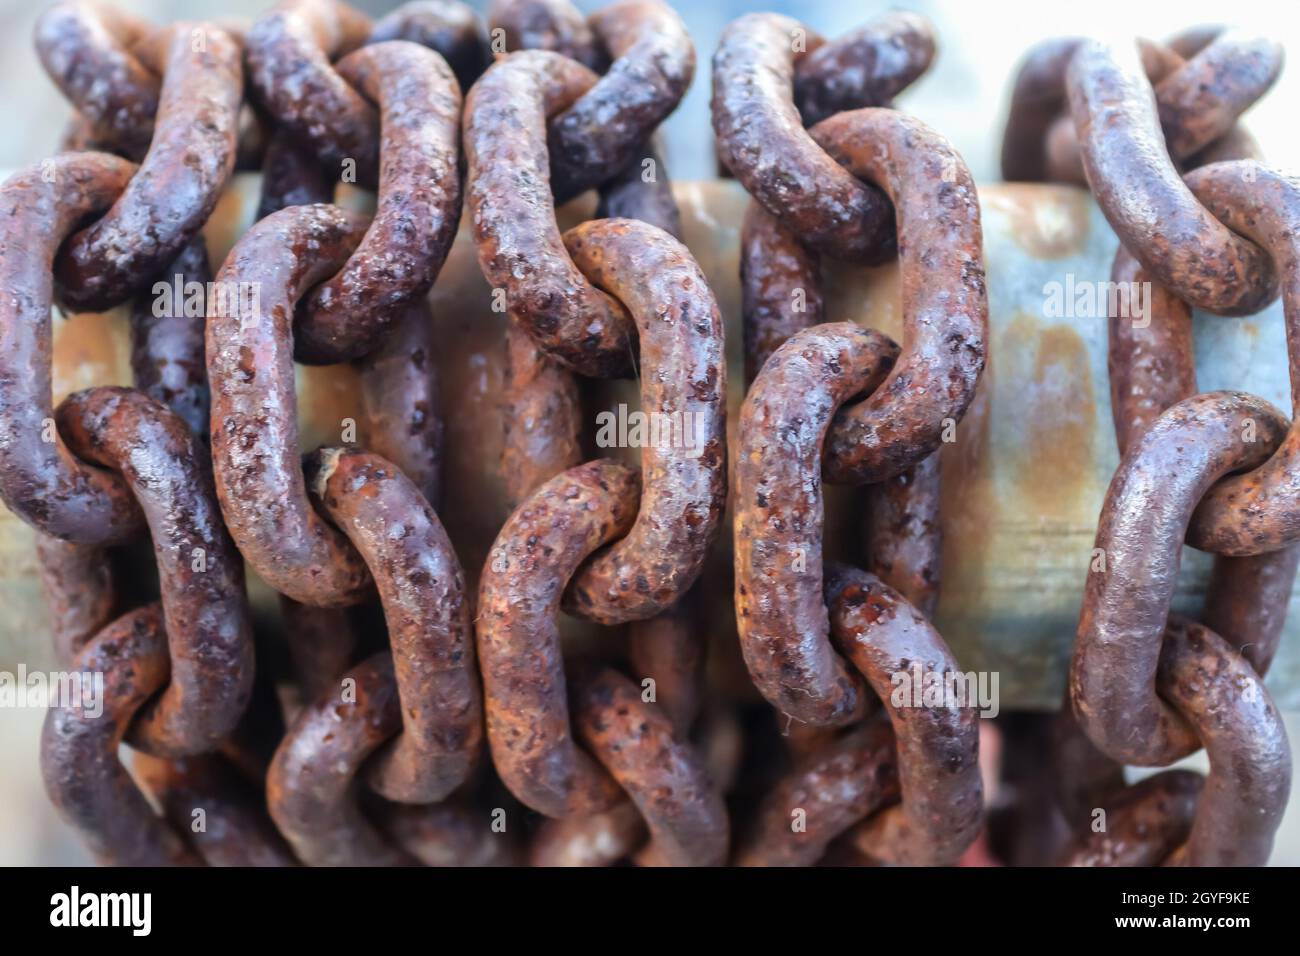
983 184 1090 261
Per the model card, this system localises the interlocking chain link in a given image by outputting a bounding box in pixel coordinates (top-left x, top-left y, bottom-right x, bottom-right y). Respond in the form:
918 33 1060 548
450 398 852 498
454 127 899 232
1003 24 1295 866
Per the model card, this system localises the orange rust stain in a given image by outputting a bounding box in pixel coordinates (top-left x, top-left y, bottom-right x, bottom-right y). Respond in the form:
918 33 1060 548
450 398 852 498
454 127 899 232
938 357 996 625
1005 312 1096 517
982 184 1091 261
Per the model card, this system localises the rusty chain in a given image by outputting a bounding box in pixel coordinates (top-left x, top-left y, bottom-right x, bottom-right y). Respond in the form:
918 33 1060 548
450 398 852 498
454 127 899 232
5 0 1296 868
1001 25 1296 866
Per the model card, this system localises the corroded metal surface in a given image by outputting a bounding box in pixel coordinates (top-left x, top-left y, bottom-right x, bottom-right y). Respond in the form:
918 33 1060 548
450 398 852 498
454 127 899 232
7 176 1300 708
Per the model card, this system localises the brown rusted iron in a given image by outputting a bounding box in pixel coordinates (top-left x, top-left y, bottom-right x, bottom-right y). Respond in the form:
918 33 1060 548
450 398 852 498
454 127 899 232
0 153 143 545
1001 37 1184 183
824 563 982 865
1107 223 1300 679
207 203 374 607
250 0 487 191
863 453 942 617
813 110 987 485
1010 31 1280 187
268 653 416 866
292 40 462 365
712 13 896 265
1179 163 1300 554
1203 548 1300 675
1106 247 1195 453
469 9 718 865
384 802 518 866
278 597 358 701
246 0 377 185
35 1 160 159
529 801 645 866
41 605 200 866
1155 31 1283 160
500 0 684 237
476 459 637 816
256 128 333 220
268 630 499 865
1072 391 1288 766
543 1 693 203
560 219 727 625
627 598 704 739
35 535 116 667
740 202 823 384
130 238 211 440
733 322 898 726
523 601 716 868
1062 146 1300 865
489 0 608 71
464 49 636 378
369 0 489 90
132 753 298 866
486 1 687 523
52 23 241 313
735 718 899 867
1156 617 1290 865
1066 39 1277 316
501 324 582 509
1057 770 1202 867
593 138 682 239
493 0 692 210
738 108 986 484
792 12 936 126
57 387 254 756
21 2 1300 870
357 300 444 507
572 667 728 866
304 446 481 803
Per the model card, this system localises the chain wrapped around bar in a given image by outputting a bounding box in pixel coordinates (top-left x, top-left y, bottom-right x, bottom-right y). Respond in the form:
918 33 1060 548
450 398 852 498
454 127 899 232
19 1 1300 869
35 381 273 862
35 0 163 160
1019 23 1298 864
730 107 989 722
1067 185 1298 862
718 40 986 484
732 323 981 865
464 0 695 379
266 449 483 864
468 147 726 856
486 0 692 523
1057 241 1297 863
41 607 293 866
23 8 295 851
256 36 466 363
207 30 461 603
1065 38 1278 316
716 14 908 266
247 0 485 187
471 215 727 845
476 461 728 864
735 13 935 384
985 22 1300 866
473 5 731 865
